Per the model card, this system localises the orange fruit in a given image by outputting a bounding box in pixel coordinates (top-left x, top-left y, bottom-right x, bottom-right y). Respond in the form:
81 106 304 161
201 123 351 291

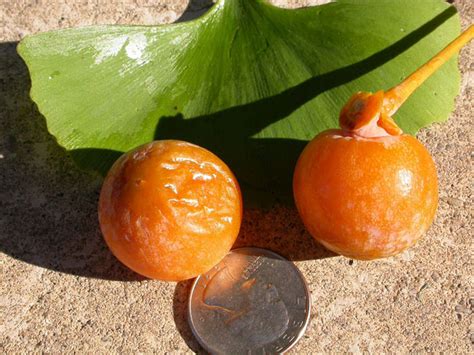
99 140 242 280
294 26 474 259
293 91 438 260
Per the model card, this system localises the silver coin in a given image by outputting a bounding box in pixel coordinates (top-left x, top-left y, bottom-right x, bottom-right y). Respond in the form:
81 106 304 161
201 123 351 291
188 247 311 354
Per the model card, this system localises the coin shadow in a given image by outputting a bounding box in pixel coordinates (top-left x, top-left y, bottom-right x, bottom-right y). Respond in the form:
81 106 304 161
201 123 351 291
173 279 208 354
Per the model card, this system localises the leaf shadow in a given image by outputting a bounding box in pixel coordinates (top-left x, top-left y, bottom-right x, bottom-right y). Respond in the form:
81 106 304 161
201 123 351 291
154 5 457 203
175 0 215 23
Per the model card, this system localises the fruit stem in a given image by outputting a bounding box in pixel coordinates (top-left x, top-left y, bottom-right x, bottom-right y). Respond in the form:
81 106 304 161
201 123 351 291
384 25 474 115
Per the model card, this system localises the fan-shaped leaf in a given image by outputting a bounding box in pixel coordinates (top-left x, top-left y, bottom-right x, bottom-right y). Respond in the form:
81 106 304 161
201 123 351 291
18 0 460 200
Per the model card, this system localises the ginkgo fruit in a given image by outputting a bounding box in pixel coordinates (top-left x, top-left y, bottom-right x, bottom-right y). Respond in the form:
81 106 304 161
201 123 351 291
99 140 242 280
294 25 473 259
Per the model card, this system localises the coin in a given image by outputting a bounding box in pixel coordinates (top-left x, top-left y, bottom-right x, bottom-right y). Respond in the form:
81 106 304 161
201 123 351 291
188 247 311 354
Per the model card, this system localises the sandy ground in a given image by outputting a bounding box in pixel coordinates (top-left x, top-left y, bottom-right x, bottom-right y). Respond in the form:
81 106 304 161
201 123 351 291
1 0 473 353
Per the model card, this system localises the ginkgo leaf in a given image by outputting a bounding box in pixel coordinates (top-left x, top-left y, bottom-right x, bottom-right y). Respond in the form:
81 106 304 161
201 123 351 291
18 0 460 201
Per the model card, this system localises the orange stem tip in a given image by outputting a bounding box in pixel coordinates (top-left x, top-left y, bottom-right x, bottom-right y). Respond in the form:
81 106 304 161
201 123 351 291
340 25 474 138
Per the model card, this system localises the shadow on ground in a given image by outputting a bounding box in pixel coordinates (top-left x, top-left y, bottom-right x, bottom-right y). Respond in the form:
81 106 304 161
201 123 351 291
176 0 214 22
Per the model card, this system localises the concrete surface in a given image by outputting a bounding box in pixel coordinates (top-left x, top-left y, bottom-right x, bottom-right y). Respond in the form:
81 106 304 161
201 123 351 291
1 0 472 353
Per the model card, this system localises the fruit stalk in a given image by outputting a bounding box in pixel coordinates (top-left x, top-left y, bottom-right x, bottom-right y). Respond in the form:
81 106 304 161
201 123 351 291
384 24 474 115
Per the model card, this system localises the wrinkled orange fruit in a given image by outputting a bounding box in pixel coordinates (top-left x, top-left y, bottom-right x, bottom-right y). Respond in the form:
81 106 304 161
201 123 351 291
293 91 438 260
99 140 242 280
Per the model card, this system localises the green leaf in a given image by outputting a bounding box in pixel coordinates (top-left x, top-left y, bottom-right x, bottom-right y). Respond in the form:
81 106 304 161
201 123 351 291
18 0 460 201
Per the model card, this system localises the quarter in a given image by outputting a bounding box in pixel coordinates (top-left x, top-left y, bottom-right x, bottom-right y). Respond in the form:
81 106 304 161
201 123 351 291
188 247 311 354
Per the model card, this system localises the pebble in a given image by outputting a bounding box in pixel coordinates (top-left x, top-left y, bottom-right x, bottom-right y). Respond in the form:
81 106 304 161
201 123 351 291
431 272 441 282
401 249 414 261
444 197 464 207
454 304 471 314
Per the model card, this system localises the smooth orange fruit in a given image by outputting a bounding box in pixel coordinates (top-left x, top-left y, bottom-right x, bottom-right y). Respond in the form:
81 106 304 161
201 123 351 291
293 26 474 259
293 127 438 259
99 140 242 280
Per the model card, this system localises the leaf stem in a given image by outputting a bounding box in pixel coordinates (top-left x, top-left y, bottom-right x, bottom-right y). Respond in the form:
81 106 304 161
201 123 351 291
384 24 473 115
